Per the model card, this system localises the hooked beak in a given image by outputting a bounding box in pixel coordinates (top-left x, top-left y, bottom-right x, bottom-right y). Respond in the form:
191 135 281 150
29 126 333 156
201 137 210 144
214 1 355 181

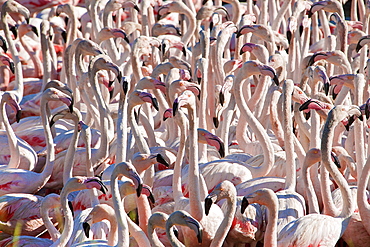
241 197 250 214
156 153 170 167
299 99 313 111
173 99 179 116
0 36 7 53
16 110 21 123
31 25 38 37
9 61 15 74
86 178 108 194
204 194 216 216
82 222 90 238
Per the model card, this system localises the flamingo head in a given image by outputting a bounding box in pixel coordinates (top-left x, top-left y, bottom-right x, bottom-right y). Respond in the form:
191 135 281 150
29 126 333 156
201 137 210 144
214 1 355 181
198 128 225 158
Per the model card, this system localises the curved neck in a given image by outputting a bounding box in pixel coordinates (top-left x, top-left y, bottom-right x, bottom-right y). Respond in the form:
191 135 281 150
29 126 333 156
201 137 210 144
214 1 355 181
321 112 353 219
148 223 165 247
234 72 274 177
20 37 43 78
210 192 236 247
180 8 196 48
1 14 23 103
128 104 151 154
52 190 74 247
111 171 130 246
264 195 278 247
39 97 55 184
167 225 185 247
89 68 110 161
1 99 20 168
357 152 370 234
302 162 320 214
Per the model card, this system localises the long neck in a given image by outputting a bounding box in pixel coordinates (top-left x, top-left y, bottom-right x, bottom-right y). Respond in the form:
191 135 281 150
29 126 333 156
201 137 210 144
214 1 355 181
20 37 43 78
210 192 236 247
41 27 52 90
51 189 74 247
148 224 165 247
167 225 185 247
41 198 61 242
63 119 80 185
188 104 203 221
302 160 320 214
173 110 187 202
116 89 128 163
1 14 23 103
264 195 279 247
39 98 55 185
66 9 78 48
128 104 151 154
234 72 274 177
282 80 296 191
321 112 353 219
357 151 370 234
111 172 130 246
180 8 196 48
1 100 20 168
89 69 110 162
198 59 208 162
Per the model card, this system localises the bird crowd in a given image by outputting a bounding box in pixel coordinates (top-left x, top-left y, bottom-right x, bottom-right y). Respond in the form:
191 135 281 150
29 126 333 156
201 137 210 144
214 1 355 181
0 0 368 246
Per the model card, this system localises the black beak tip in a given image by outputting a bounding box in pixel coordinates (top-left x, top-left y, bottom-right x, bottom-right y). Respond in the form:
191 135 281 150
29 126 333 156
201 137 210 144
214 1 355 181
16 110 21 123
32 26 38 37
219 92 224 106
10 26 17 39
332 92 338 100
219 142 225 158
273 76 279 86
308 10 313 18
61 31 67 43
173 101 179 116
68 200 74 218
149 193 155 204
152 97 159 111
25 18 30 24
324 83 330 96
182 47 186 57
286 30 292 44
356 44 362 53
9 62 15 74
157 153 170 167
304 111 311 120
109 89 114 101
204 197 213 216
241 197 249 214
134 5 140 12
213 117 219 128
49 120 55 128
137 183 143 197
82 222 90 238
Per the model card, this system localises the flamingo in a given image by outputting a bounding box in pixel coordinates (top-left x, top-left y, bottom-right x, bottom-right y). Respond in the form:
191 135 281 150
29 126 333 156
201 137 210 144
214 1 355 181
0 0 30 103
0 88 72 196
277 105 358 246
166 210 203 247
